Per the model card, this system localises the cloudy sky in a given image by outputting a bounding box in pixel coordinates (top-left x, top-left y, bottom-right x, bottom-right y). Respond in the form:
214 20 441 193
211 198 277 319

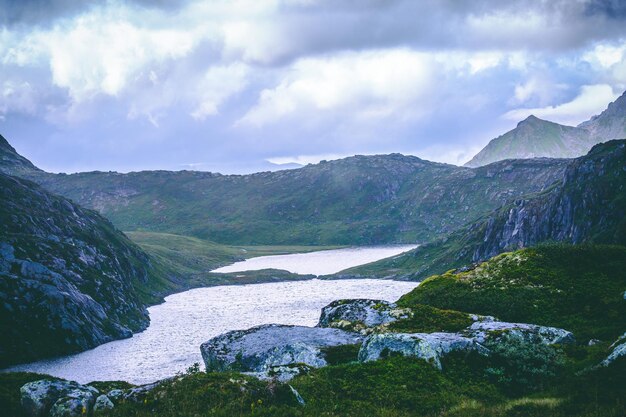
1 0 625 173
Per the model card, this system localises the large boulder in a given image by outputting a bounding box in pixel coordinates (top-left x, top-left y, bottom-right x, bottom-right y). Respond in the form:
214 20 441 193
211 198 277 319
358 332 486 369
465 321 575 347
20 380 99 417
201 324 363 380
317 299 410 333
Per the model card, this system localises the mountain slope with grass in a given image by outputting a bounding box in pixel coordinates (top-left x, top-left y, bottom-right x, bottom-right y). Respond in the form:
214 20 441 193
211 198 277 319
346 139 626 279
0 136 569 245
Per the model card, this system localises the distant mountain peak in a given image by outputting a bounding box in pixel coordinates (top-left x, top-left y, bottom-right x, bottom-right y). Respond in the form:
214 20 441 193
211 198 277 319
466 91 626 167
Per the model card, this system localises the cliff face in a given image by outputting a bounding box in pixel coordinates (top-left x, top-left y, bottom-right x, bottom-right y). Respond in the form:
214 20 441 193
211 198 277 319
0 173 168 367
347 140 626 279
466 139 626 261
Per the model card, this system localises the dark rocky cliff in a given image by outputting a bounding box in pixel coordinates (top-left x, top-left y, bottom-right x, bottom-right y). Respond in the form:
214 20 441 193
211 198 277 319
0 173 168 367
348 140 626 279
465 139 626 261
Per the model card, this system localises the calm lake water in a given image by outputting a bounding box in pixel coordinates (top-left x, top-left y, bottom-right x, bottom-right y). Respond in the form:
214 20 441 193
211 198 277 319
212 245 418 275
5 247 419 384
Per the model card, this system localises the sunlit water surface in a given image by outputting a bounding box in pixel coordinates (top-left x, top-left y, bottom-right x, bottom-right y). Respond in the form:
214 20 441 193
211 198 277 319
212 245 418 275
5 246 419 384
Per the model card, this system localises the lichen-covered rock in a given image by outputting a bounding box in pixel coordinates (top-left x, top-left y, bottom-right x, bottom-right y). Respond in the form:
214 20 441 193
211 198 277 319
317 299 409 332
50 388 98 417
358 332 486 369
466 321 575 347
106 389 125 403
93 395 114 412
20 380 98 417
201 324 362 380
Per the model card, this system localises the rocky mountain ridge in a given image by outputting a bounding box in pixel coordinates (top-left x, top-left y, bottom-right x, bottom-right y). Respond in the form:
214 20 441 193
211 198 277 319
465 90 626 167
0 136 569 246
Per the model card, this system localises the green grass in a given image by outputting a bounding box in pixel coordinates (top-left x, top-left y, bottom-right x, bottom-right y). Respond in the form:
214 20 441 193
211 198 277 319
3 353 622 417
397 244 626 341
126 231 344 293
387 304 475 333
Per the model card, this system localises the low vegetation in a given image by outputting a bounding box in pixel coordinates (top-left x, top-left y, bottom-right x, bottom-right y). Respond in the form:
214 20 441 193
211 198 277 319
398 244 626 342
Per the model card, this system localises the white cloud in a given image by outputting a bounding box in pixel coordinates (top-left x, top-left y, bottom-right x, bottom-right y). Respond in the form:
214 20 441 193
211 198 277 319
44 16 195 101
239 49 435 126
191 63 250 120
502 84 619 126
583 43 626 68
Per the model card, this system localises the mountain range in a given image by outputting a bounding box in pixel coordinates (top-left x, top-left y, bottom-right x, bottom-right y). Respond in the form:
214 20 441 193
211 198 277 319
1 136 569 246
465 89 626 167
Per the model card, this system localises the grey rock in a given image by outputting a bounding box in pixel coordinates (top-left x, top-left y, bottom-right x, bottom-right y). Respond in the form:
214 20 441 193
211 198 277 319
123 381 163 403
601 333 626 367
50 388 98 417
466 321 575 346
201 324 362 380
106 389 125 403
358 332 486 369
93 395 114 412
317 299 409 332
20 380 98 417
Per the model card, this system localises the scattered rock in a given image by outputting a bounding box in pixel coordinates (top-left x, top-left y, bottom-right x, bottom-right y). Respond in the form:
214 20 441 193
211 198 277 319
201 324 362 380
601 333 626 367
49 389 98 417
93 395 114 412
465 321 575 346
317 299 409 332
20 380 98 417
358 332 486 369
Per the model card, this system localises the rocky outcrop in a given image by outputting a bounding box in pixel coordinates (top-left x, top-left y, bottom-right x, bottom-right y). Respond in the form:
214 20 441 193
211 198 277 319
356 320 574 370
358 332 486 369
317 299 410 333
20 378 166 417
465 321 576 347
21 380 99 417
200 324 363 381
0 173 168 367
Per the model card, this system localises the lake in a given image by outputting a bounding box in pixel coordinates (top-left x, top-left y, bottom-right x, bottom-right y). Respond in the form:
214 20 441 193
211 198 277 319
212 244 418 275
4 246 419 384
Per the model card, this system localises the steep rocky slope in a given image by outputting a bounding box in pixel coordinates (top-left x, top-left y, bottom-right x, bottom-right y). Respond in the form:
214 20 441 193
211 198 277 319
0 135 42 176
466 90 626 167
348 140 626 278
579 89 626 140
0 137 569 245
0 173 172 367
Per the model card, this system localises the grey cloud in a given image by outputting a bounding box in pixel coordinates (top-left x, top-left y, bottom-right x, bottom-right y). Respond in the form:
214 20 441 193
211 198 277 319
585 0 626 19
